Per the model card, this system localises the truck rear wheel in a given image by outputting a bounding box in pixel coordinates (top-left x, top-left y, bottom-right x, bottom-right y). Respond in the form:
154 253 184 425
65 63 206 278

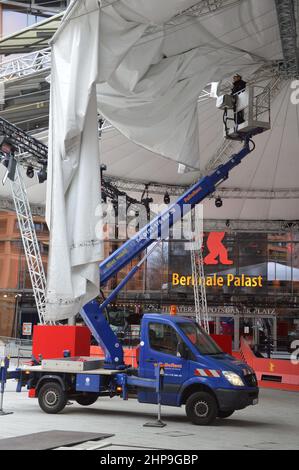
185 391 218 425
38 382 67 414
218 410 234 419
76 394 99 406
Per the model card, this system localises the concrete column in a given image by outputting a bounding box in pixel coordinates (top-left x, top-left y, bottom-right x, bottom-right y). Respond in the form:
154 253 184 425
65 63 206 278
233 315 240 351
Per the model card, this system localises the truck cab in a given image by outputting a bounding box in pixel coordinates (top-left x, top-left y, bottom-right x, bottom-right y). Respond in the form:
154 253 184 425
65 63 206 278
138 314 259 425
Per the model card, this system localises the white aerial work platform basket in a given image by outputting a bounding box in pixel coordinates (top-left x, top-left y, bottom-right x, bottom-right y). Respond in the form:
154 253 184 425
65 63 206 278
216 85 271 140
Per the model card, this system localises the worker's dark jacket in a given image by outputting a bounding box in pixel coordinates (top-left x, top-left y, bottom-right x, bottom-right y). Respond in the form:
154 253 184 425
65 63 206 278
231 80 247 95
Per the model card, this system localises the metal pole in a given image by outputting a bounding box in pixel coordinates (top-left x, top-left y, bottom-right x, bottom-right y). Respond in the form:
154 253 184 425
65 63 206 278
157 395 162 423
144 364 166 428
233 315 240 351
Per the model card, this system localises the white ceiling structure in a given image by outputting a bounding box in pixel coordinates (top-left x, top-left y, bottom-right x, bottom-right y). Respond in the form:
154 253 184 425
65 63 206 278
0 0 298 222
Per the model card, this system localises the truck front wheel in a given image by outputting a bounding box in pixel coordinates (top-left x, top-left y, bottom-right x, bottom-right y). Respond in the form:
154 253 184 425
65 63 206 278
185 391 218 425
38 382 67 414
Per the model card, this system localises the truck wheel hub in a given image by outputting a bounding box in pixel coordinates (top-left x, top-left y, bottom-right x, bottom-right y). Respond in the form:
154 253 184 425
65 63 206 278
45 390 58 406
194 400 209 417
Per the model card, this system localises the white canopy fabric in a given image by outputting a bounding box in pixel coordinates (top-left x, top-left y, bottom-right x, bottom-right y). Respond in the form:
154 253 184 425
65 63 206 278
46 0 103 321
45 0 286 321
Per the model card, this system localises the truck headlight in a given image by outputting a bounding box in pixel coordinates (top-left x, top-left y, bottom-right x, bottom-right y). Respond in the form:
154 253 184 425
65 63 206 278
222 371 244 387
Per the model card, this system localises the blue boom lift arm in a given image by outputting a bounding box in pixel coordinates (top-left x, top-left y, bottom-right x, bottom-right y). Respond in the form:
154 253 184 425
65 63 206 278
81 131 262 369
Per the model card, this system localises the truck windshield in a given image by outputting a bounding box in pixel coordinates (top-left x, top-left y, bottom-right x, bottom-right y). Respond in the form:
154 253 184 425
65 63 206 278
179 323 223 355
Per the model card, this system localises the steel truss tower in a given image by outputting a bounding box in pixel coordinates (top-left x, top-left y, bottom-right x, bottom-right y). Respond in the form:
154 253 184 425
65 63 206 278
190 235 210 334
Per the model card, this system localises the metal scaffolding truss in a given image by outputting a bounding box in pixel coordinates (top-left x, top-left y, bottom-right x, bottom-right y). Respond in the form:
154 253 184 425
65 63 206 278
10 165 48 325
216 188 299 200
105 176 186 197
105 176 299 200
0 117 48 167
203 219 299 232
177 0 240 17
139 0 244 55
100 0 240 18
0 48 51 83
190 237 209 333
275 0 299 76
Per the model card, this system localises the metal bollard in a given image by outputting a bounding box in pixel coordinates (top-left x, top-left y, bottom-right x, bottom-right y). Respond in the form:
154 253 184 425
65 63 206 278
0 356 13 416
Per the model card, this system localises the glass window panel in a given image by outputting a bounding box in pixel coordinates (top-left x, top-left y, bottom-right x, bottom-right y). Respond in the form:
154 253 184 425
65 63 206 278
3 10 44 36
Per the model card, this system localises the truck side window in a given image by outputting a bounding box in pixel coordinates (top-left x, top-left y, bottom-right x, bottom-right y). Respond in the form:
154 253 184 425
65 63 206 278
148 323 180 356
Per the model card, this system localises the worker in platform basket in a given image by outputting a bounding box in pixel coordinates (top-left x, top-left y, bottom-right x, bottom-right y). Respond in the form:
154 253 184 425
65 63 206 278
231 73 247 125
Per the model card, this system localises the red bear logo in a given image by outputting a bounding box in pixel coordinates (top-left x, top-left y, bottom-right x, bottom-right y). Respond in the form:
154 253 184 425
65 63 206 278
204 232 233 265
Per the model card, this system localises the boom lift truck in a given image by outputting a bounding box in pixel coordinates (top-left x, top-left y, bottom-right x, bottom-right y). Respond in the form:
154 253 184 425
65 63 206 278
3 85 270 425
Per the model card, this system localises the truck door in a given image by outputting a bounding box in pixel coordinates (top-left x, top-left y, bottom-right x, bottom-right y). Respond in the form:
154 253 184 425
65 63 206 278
138 321 189 406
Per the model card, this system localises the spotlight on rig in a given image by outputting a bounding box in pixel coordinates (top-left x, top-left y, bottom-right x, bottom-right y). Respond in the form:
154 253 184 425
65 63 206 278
141 197 153 206
26 166 35 179
164 191 171 205
38 166 47 184
215 197 223 208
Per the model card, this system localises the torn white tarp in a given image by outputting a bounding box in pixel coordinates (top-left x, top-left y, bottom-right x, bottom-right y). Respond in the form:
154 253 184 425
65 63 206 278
46 0 274 321
46 0 103 321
